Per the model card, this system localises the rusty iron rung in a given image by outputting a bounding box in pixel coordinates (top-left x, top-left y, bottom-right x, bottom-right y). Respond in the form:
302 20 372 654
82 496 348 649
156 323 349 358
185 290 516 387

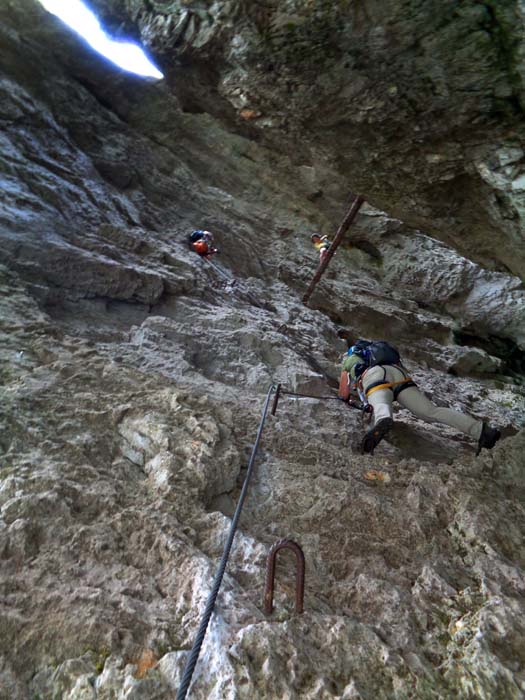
264 538 305 615
303 194 365 305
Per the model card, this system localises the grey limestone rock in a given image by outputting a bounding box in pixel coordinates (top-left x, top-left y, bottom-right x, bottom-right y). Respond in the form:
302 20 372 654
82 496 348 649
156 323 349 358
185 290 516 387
0 1 524 699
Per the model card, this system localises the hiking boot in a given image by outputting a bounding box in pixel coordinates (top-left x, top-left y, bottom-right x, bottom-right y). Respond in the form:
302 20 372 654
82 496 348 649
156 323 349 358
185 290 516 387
362 417 393 455
476 422 501 456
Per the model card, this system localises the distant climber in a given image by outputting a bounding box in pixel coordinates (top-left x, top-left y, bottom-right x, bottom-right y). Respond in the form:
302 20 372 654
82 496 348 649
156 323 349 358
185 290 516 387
310 233 331 263
189 230 219 258
339 339 501 455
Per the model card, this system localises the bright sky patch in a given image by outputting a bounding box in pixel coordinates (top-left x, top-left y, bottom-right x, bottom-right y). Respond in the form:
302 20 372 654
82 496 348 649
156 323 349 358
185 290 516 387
38 0 163 79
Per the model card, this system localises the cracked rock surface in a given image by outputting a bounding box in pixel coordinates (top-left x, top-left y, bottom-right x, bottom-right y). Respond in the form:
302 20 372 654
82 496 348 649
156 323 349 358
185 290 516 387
1 2 525 699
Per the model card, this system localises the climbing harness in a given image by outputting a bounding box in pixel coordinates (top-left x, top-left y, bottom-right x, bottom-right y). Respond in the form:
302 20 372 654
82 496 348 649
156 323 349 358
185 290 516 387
303 194 365 305
360 366 416 400
176 384 277 700
365 377 415 398
264 539 305 615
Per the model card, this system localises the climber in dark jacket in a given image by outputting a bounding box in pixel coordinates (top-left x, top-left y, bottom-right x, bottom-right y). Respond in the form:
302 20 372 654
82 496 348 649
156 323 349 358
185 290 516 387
339 340 502 455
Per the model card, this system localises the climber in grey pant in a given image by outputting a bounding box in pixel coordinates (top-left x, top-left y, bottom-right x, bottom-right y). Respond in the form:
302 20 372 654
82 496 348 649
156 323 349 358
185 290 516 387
361 364 500 454
340 341 501 455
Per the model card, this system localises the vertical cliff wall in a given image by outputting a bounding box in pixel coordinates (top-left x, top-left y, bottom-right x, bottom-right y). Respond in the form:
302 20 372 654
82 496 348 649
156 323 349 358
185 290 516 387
1 2 525 699
91 0 525 279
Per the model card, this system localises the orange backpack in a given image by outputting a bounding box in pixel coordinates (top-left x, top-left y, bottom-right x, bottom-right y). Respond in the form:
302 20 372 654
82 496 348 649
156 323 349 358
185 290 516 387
338 371 351 401
193 239 209 255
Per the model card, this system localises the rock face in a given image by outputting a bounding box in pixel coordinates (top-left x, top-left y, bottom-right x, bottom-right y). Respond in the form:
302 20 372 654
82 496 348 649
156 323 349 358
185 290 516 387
1 2 525 700
91 0 525 279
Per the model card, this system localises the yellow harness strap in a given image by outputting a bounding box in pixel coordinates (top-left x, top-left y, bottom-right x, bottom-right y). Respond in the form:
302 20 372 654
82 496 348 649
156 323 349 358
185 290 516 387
365 378 413 398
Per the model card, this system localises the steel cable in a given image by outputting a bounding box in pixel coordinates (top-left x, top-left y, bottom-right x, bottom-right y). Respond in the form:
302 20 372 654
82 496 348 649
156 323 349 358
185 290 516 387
176 384 277 700
279 389 365 412
280 389 343 400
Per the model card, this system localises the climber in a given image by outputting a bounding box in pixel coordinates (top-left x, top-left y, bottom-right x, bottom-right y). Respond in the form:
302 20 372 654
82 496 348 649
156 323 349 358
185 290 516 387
188 230 219 258
339 339 501 455
310 233 331 263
